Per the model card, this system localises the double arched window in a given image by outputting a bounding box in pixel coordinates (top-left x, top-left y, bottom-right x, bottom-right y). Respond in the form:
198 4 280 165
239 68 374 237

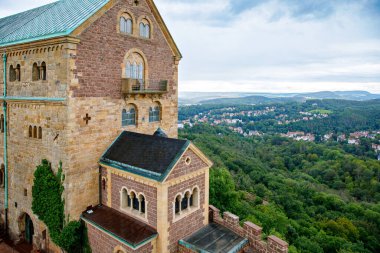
122 105 137 126
120 15 133 34
32 62 47 81
174 187 200 220
120 188 146 218
139 19 150 38
149 103 161 122
9 64 20 82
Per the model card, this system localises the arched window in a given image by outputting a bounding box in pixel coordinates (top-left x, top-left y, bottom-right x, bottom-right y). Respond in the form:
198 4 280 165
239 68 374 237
38 127 42 139
0 114 4 133
29 126 32 138
124 52 145 83
139 194 145 213
122 106 137 127
181 193 189 211
33 126 37 138
120 15 132 34
132 193 139 211
32 63 39 81
9 65 16 82
175 195 181 214
16 64 21 81
126 19 132 34
149 103 160 122
40 62 47 80
174 187 200 220
139 19 150 38
191 187 199 208
121 188 129 209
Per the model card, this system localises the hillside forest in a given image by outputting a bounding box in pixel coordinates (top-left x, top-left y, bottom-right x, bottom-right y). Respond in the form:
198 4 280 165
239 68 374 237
179 99 380 253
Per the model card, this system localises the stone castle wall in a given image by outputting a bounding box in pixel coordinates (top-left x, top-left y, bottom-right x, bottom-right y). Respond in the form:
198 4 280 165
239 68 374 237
209 205 289 253
0 45 68 98
64 0 179 221
0 0 181 251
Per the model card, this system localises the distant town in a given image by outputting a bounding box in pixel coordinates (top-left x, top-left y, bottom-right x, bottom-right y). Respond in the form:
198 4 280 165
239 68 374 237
179 102 380 160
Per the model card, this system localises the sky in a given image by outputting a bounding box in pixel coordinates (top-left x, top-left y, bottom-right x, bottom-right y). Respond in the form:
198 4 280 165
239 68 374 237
1 0 380 93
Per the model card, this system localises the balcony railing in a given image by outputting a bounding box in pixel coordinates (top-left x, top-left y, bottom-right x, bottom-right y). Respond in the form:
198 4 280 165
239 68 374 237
121 78 168 95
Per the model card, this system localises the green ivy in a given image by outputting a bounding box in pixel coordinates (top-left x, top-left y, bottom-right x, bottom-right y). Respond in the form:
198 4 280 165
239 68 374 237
32 160 91 253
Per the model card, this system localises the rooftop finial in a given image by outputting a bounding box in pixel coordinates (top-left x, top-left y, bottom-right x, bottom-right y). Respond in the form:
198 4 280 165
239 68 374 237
153 128 168 138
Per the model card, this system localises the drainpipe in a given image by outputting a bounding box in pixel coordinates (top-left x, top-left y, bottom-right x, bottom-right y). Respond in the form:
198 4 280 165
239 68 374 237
99 166 102 205
3 52 8 234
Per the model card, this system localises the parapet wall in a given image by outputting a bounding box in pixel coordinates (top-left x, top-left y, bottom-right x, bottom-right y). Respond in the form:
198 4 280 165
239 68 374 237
209 205 288 253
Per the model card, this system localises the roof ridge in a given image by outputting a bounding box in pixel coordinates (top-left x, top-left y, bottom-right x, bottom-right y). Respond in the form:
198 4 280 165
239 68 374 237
0 1 60 41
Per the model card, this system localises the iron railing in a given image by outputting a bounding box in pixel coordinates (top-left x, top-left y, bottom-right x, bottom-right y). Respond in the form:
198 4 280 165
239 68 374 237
121 78 168 94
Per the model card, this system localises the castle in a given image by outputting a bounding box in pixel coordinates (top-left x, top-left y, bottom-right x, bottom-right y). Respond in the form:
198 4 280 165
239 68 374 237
0 1 288 252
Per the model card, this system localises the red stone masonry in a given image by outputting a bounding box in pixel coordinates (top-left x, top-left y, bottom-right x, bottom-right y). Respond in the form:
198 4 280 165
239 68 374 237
86 222 154 253
166 149 208 181
209 205 288 253
111 172 158 228
74 0 177 98
167 173 206 253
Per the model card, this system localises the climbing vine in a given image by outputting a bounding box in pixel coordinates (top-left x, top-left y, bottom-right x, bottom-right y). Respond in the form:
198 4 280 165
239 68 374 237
32 160 91 252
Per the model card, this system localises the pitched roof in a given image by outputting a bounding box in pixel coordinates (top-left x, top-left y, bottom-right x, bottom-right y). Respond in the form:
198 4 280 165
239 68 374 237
180 223 249 253
100 131 190 181
0 0 109 47
0 0 182 58
82 205 157 249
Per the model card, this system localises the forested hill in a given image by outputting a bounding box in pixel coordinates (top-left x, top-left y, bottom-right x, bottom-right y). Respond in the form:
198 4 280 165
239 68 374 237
179 99 380 136
179 125 380 253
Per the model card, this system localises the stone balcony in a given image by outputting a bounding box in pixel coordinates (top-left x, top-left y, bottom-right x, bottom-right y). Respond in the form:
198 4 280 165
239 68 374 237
121 78 168 98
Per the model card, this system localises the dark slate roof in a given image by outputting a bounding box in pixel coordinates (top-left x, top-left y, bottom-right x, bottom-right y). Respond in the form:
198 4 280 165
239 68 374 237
0 0 109 47
82 205 157 249
100 131 190 181
179 223 248 253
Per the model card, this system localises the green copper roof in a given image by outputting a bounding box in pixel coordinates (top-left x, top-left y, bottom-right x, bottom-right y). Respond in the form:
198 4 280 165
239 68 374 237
0 0 110 47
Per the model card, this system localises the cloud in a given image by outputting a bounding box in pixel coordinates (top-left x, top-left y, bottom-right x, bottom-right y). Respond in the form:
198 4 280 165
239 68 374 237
155 0 380 93
1 0 379 93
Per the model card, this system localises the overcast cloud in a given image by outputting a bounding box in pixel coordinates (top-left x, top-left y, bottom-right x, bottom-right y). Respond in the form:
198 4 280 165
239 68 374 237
1 0 380 93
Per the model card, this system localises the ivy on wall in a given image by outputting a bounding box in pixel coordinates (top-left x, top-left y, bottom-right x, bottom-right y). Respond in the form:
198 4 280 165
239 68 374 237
32 160 91 253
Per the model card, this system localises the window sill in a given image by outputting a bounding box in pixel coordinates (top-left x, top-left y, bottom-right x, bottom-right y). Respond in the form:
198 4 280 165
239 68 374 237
120 207 148 223
173 206 199 223
121 125 138 129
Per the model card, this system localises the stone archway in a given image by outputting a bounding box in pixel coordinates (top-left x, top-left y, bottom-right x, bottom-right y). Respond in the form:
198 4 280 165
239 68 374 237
18 212 34 245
